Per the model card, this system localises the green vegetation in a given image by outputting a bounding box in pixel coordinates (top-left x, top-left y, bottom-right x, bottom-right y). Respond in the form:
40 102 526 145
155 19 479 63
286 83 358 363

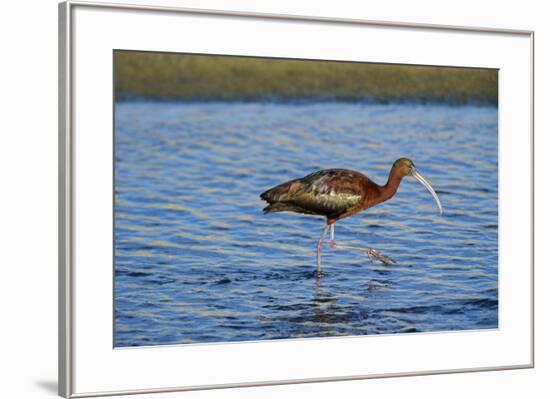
114 51 497 104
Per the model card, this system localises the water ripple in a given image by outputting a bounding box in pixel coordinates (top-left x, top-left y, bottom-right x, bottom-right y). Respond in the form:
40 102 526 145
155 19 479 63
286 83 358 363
115 101 498 346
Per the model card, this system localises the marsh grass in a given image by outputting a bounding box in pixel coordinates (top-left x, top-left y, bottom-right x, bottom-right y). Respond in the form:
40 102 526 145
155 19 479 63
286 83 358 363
114 51 497 104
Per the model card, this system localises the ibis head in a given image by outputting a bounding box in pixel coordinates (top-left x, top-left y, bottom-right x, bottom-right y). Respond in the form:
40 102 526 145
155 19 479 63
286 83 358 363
391 158 443 215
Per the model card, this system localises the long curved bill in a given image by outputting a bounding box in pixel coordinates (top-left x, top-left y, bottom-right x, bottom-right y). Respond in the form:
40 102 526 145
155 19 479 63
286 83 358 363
411 168 443 215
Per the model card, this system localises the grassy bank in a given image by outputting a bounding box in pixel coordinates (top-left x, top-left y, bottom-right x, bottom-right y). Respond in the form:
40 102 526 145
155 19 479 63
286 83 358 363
114 51 497 104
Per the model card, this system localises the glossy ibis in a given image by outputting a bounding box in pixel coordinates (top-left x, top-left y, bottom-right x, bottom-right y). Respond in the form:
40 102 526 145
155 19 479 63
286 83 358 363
260 158 443 275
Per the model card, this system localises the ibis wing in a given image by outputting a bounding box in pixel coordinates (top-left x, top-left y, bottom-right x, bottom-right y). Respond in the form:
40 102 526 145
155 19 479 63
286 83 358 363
296 170 364 216
262 169 365 218
291 190 362 218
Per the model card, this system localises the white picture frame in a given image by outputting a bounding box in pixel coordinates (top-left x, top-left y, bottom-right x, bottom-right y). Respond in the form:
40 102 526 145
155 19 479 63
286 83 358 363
59 1 534 397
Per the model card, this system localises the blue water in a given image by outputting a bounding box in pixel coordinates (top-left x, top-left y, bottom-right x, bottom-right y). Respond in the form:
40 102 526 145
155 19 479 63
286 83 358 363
114 101 498 347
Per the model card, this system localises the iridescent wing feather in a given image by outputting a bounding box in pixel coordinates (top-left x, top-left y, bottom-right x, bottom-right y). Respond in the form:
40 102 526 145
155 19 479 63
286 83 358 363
261 169 366 219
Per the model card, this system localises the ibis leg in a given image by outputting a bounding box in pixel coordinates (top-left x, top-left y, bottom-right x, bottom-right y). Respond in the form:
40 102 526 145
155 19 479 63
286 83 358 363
329 224 336 248
328 224 396 265
316 224 330 276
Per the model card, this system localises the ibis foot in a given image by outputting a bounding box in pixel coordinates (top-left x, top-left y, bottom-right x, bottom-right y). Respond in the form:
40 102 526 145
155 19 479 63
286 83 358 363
329 241 396 265
365 248 396 265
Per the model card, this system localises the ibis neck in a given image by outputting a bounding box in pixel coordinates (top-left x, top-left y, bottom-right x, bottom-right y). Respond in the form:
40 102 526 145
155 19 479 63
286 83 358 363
380 169 404 202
